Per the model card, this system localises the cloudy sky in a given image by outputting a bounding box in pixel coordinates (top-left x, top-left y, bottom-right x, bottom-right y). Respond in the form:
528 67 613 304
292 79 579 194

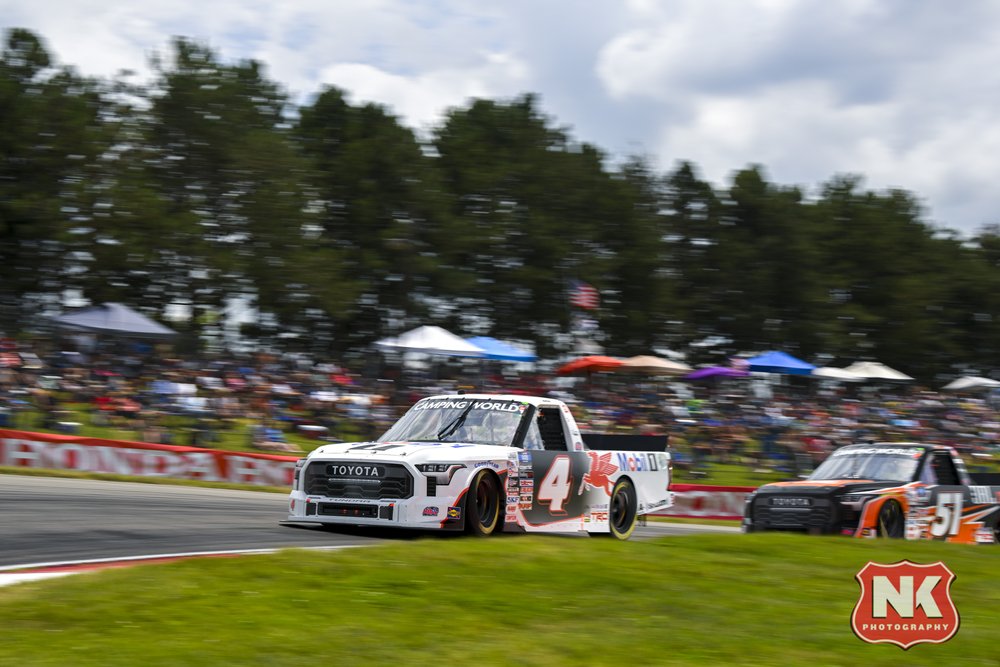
4 0 1000 235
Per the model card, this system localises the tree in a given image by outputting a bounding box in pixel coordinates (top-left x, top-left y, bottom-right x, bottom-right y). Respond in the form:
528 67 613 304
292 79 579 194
132 38 344 351
433 95 629 353
0 29 107 327
296 87 451 351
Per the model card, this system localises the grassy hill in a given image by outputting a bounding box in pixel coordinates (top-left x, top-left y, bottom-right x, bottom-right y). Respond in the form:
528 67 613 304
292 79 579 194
1 533 997 666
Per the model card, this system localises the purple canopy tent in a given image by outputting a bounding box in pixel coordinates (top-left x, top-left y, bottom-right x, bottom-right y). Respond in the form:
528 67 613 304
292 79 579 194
684 366 749 381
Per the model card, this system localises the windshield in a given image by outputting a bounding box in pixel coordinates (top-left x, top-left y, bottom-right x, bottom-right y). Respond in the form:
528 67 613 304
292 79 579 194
808 446 924 482
377 398 531 447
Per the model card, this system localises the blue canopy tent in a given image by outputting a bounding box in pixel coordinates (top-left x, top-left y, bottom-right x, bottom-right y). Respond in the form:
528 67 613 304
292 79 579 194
746 351 815 375
465 336 536 362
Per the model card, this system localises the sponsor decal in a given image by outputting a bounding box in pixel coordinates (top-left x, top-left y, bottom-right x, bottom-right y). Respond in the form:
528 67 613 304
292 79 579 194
833 447 925 458
581 451 617 494
422 506 439 517
852 561 959 650
519 479 534 489
590 510 609 523
447 506 462 519
661 485 754 520
414 399 523 413
414 400 469 411
645 497 671 512
770 497 811 507
0 432 295 486
469 401 524 413
970 486 993 504
326 463 383 477
613 451 659 474
475 461 501 470
517 451 532 464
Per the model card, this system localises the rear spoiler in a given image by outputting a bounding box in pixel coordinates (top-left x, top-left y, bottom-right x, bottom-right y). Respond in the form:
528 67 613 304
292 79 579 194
582 433 669 452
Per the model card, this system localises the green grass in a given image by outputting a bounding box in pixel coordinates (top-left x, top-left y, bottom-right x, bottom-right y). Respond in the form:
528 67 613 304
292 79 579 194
1 533 997 666
672 461 796 487
7 403 338 454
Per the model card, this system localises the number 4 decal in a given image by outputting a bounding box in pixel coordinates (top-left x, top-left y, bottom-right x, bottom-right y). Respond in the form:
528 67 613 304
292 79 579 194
538 455 573 514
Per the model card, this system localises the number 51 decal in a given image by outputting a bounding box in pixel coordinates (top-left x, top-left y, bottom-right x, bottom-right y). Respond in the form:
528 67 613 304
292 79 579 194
930 492 964 538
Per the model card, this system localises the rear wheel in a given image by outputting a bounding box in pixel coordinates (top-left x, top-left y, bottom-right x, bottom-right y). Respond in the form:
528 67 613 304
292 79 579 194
608 478 638 540
465 470 501 536
876 500 904 538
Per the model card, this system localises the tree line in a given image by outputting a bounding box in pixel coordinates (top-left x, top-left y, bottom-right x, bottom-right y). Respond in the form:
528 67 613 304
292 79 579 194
3 28 999 383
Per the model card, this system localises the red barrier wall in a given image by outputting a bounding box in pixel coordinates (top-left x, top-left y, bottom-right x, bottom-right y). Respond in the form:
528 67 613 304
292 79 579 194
0 430 756 517
0 429 298 487
655 483 756 520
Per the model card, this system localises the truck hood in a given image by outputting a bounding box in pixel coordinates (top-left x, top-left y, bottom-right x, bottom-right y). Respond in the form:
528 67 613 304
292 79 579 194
756 479 906 495
309 440 512 461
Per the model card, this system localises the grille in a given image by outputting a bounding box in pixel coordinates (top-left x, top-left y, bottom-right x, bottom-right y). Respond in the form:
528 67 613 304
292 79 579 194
319 503 379 518
304 461 413 500
752 497 832 531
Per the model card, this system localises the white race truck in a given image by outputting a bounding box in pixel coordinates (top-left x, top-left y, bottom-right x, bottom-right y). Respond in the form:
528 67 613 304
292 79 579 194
286 394 673 539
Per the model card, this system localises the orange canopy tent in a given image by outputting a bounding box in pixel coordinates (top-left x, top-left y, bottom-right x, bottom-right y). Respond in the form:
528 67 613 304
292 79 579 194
555 355 623 376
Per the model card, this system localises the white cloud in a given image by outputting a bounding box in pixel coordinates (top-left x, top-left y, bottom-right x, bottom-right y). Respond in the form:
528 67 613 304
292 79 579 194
595 1 1000 232
5 1 1000 232
318 52 529 133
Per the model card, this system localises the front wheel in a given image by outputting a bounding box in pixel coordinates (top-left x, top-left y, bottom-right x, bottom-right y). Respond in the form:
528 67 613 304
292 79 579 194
465 470 501 536
607 478 638 540
876 500 904 538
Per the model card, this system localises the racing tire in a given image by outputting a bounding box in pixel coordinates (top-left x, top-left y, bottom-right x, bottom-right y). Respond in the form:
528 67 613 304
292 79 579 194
606 477 639 540
465 470 501 537
876 500 905 539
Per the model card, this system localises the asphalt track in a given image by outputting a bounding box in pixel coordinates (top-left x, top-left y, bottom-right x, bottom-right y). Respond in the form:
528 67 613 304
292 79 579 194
0 474 737 570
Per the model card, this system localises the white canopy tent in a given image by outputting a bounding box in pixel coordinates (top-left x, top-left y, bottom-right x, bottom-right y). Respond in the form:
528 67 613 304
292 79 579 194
942 376 1000 392
374 325 486 357
811 366 866 382
841 361 914 381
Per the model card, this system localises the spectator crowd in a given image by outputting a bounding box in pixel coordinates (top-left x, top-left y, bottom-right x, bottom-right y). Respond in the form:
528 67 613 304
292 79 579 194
1 337 998 477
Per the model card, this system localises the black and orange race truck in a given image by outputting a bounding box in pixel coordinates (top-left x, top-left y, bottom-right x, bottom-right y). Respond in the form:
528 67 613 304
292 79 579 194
743 442 1000 544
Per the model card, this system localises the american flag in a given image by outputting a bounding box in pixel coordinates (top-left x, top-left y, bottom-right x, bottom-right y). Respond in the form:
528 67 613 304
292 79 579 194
569 280 600 310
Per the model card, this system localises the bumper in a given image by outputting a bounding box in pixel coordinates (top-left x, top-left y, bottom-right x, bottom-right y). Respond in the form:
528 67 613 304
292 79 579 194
745 496 853 535
286 491 466 530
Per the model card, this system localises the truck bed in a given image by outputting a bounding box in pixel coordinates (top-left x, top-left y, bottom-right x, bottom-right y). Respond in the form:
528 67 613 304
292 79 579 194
581 433 669 452
970 472 1000 485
